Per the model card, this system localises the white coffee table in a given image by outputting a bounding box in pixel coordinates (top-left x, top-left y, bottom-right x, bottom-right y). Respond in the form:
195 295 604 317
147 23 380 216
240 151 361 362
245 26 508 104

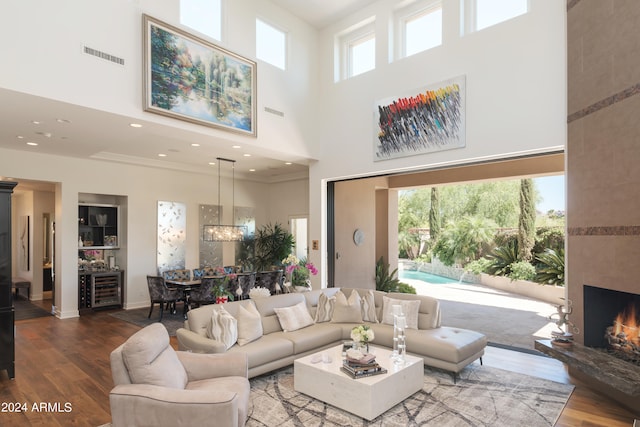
294 344 424 420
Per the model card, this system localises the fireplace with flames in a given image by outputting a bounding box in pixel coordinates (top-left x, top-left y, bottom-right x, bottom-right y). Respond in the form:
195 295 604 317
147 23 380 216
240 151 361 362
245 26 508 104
584 285 640 366
605 303 640 364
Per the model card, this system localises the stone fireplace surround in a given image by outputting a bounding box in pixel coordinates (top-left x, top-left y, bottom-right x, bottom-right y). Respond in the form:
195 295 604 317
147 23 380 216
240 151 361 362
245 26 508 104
562 0 640 415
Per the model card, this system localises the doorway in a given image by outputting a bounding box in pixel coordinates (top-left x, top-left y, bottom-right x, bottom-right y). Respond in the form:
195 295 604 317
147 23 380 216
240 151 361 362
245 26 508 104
289 216 308 260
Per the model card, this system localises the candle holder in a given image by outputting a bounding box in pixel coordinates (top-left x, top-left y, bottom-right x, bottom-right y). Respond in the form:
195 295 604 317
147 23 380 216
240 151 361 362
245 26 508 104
394 314 407 365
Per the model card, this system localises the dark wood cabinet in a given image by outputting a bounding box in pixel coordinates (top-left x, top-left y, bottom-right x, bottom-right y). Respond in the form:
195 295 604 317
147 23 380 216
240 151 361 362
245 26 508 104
0 181 17 379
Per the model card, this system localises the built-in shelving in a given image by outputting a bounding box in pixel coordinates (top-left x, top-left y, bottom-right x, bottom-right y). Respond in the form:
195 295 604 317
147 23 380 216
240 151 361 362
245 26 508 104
78 203 119 249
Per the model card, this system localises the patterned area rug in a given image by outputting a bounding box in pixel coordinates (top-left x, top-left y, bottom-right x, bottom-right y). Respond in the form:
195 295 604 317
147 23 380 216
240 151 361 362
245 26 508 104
108 307 186 336
247 364 574 427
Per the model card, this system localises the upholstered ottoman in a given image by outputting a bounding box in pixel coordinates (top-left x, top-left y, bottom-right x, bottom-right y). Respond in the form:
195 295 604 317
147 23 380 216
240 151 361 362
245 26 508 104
407 326 487 381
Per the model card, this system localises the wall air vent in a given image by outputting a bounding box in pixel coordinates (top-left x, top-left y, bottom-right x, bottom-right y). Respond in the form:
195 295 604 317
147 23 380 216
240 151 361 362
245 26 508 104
82 45 125 66
264 107 284 117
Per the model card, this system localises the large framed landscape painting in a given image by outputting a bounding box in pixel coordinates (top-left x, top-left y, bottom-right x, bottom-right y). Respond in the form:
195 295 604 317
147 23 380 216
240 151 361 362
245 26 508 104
374 75 465 161
143 14 257 136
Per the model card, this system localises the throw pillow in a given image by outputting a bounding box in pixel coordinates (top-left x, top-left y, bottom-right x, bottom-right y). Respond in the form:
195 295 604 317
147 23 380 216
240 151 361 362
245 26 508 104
236 303 263 346
361 290 378 323
206 306 238 350
274 301 315 332
331 290 363 323
381 296 420 329
315 292 335 323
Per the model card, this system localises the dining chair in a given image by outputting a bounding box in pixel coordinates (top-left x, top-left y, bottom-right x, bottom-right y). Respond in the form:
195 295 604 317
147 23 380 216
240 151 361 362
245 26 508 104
188 276 226 308
254 270 283 295
234 272 256 300
146 275 184 321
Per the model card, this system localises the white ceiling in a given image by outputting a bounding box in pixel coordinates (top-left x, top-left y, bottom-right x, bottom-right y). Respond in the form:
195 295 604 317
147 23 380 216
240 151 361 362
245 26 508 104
0 1 376 190
271 0 377 29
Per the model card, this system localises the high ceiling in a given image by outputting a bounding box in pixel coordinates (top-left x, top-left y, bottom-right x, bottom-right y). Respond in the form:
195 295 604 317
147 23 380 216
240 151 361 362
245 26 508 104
271 0 377 29
0 1 376 190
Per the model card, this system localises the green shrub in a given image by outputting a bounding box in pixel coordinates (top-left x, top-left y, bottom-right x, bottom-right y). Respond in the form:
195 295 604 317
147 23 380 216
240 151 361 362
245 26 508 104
535 248 565 286
396 282 417 294
464 258 492 275
485 240 519 276
508 261 536 281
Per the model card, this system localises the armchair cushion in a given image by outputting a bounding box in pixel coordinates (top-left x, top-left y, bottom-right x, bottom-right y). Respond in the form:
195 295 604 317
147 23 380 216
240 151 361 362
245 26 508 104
207 306 238 350
121 323 188 389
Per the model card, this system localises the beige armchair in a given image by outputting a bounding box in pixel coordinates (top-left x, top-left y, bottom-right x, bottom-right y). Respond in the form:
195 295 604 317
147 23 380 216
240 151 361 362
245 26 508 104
109 323 250 427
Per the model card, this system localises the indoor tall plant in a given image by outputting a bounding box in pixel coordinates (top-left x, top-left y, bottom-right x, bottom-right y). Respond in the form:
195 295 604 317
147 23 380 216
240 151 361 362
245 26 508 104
252 222 294 271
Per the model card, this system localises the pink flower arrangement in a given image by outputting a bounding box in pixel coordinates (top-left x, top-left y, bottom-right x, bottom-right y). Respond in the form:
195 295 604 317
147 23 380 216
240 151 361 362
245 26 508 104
282 255 317 288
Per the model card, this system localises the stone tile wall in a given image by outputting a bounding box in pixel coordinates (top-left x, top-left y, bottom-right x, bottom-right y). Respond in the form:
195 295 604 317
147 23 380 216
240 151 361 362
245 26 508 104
567 0 640 345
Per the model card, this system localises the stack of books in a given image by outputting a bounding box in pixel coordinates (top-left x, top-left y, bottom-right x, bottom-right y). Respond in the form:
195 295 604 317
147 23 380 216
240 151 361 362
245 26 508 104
341 357 387 379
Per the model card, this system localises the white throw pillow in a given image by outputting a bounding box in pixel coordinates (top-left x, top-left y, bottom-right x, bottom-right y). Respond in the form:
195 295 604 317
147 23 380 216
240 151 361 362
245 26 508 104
361 290 378 323
331 290 363 323
274 301 315 332
236 303 263 346
381 296 420 329
206 306 238 350
315 292 335 323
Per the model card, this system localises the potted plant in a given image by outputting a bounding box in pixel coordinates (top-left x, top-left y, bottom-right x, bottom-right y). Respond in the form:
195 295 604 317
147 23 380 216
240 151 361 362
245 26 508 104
283 254 318 291
212 275 236 304
253 223 294 271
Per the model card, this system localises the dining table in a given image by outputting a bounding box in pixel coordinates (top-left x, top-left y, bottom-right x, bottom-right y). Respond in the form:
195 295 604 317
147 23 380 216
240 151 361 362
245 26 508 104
165 279 201 318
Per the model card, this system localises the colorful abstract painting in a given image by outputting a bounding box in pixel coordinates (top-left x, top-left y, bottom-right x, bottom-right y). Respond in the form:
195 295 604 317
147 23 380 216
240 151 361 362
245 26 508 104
374 76 465 161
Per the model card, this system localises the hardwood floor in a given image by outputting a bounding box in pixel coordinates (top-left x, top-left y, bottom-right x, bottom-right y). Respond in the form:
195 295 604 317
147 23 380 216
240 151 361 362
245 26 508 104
0 300 636 427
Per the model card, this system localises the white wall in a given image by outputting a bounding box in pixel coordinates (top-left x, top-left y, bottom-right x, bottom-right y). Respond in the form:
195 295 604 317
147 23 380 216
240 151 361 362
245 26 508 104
0 148 306 317
0 0 319 160
307 0 567 287
0 0 568 296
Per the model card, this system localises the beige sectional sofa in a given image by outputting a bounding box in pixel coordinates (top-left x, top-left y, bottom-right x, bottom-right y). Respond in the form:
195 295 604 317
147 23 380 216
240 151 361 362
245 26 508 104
176 287 487 380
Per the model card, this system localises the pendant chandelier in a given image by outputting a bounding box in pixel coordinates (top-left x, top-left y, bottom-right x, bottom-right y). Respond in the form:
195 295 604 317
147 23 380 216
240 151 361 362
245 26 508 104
203 157 246 242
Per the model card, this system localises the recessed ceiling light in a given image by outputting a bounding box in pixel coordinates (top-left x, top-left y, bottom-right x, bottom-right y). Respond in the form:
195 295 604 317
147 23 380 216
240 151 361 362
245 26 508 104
129 123 143 128
208 162 216 166
56 118 71 124
191 143 200 147
26 142 38 146
249 168 256 172
232 145 241 149
243 153 251 157
16 136 24 139
285 162 292 165
158 153 167 157
31 121 41 125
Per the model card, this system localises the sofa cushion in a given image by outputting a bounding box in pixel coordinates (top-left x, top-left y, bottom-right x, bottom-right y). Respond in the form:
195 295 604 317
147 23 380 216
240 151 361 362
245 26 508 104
360 289 378 323
207 306 238 350
407 327 487 364
227 334 294 368
272 323 342 354
331 290 363 323
236 304 263 346
314 292 335 323
381 296 420 329
274 300 315 332
121 323 188 389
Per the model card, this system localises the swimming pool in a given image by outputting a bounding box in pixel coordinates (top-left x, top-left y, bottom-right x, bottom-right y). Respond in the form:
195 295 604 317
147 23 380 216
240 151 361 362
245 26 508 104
399 270 464 285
